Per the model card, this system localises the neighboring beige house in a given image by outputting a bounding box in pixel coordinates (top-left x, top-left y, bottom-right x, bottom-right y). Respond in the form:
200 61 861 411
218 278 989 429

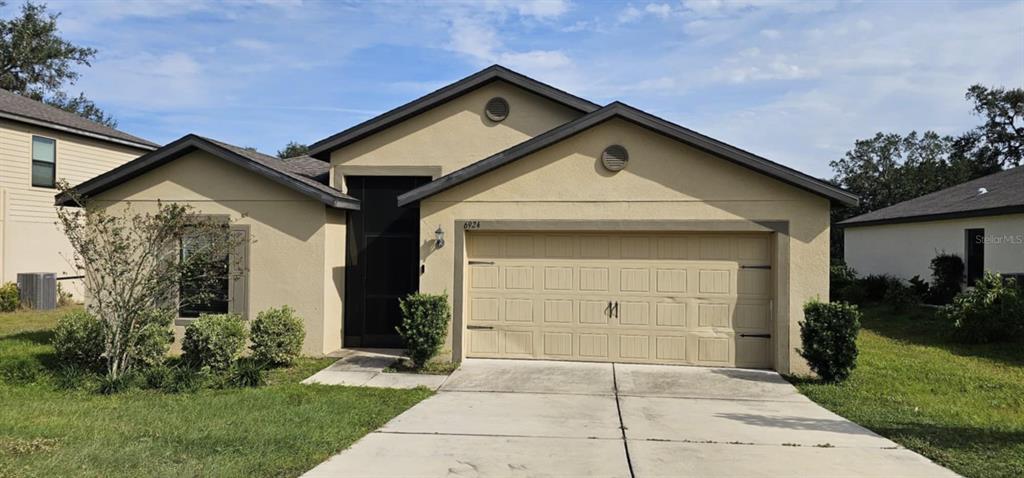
0 90 158 298
59 66 858 374
842 166 1023 283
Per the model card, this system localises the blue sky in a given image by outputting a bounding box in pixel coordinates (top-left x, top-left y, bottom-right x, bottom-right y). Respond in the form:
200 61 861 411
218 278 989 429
30 0 1024 177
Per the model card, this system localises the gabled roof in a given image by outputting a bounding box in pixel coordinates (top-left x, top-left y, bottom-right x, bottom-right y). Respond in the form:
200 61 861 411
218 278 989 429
307 65 601 158
0 89 158 150
840 166 1023 227
55 134 358 210
397 102 859 207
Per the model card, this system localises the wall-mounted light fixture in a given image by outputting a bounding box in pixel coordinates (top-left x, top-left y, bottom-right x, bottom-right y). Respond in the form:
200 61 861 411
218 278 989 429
434 225 445 249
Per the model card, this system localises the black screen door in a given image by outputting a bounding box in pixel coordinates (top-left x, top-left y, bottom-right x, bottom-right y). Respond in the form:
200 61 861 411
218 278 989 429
965 228 985 284
344 176 429 347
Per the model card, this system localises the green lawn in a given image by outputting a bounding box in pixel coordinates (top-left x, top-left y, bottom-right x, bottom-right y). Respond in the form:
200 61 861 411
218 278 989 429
0 306 432 478
792 304 1024 478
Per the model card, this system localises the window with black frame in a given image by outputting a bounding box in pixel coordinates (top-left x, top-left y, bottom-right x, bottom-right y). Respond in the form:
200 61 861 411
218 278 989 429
31 136 56 188
178 228 230 318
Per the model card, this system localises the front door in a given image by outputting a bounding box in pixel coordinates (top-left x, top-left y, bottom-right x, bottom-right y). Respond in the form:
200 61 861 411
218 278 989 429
965 228 985 284
344 176 430 347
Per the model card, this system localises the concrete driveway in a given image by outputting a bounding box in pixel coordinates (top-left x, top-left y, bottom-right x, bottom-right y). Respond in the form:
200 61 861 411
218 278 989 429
304 359 957 477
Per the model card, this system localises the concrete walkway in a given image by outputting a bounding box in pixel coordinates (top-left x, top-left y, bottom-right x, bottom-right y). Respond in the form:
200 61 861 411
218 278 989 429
303 359 958 477
302 349 448 390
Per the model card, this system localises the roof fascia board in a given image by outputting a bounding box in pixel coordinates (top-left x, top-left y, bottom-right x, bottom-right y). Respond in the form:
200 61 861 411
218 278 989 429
307 66 600 158
56 135 359 210
839 205 1024 227
398 103 858 207
0 111 157 151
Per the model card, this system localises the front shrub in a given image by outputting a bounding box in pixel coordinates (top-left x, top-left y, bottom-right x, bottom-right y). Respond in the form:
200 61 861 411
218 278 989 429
799 301 862 383
859 274 902 303
928 253 964 305
97 373 135 395
397 292 451 369
883 279 919 311
250 306 304 366
181 313 247 370
941 272 1024 343
830 262 857 301
0 281 19 312
130 309 175 369
228 359 266 388
141 363 173 390
162 366 203 394
53 309 106 370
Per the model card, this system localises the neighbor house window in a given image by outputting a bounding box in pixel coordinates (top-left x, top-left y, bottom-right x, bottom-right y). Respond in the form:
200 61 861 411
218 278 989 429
31 136 56 188
178 228 230 318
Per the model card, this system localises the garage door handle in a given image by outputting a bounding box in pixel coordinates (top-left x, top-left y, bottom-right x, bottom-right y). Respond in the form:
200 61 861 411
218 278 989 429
739 333 772 338
468 260 495 265
467 325 494 330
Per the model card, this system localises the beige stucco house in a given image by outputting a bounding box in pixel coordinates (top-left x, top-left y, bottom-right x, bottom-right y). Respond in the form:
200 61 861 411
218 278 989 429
0 90 157 298
58 66 857 374
842 166 1023 284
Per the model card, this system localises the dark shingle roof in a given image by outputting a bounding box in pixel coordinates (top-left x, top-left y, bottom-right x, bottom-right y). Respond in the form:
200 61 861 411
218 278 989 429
197 138 344 202
56 134 357 210
0 89 158 149
840 166 1024 226
281 155 330 183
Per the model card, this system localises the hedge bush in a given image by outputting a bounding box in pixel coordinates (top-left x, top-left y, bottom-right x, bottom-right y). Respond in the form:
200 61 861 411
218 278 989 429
131 309 175 368
250 306 304 365
397 292 451 369
941 272 1024 343
830 262 857 301
799 300 862 383
181 313 247 370
928 253 964 305
52 309 106 370
0 282 18 312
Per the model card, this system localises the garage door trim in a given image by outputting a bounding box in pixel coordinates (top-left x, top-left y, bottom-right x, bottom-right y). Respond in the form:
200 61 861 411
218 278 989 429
451 219 791 366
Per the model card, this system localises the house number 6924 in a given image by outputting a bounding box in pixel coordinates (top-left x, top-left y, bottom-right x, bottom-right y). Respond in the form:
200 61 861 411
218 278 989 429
463 221 481 230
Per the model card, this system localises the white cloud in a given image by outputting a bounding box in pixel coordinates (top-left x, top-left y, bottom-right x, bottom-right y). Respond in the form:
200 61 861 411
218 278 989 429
79 52 208 110
233 38 273 51
515 0 572 18
760 28 781 39
619 3 677 23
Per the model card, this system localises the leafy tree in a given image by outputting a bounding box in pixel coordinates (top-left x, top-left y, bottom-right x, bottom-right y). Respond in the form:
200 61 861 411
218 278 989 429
829 84 1023 258
0 1 115 126
966 84 1024 167
44 90 117 127
277 141 309 159
57 183 246 380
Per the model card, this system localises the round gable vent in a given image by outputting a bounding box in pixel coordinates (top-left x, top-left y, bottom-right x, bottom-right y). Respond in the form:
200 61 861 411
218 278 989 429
485 97 510 122
601 145 629 172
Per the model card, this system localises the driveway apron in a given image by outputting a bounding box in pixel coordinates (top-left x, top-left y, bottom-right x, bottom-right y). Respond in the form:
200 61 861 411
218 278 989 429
303 359 958 478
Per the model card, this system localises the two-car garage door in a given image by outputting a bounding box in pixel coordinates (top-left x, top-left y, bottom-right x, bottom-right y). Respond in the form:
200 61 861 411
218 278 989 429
465 232 774 368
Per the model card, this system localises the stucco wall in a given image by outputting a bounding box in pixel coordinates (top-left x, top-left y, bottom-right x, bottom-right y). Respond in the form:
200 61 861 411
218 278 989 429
0 119 146 297
417 118 831 374
844 213 1024 280
328 80 583 188
91 151 342 355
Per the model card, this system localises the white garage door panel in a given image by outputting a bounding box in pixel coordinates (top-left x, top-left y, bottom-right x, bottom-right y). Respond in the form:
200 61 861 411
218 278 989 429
465 233 773 368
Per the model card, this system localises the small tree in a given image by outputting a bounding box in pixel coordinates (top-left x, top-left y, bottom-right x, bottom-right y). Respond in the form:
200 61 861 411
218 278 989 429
397 293 450 369
56 184 244 380
799 301 862 383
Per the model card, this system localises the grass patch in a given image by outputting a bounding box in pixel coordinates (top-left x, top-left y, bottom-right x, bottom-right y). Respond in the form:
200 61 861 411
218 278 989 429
384 358 460 375
791 304 1024 478
0 307 432 477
